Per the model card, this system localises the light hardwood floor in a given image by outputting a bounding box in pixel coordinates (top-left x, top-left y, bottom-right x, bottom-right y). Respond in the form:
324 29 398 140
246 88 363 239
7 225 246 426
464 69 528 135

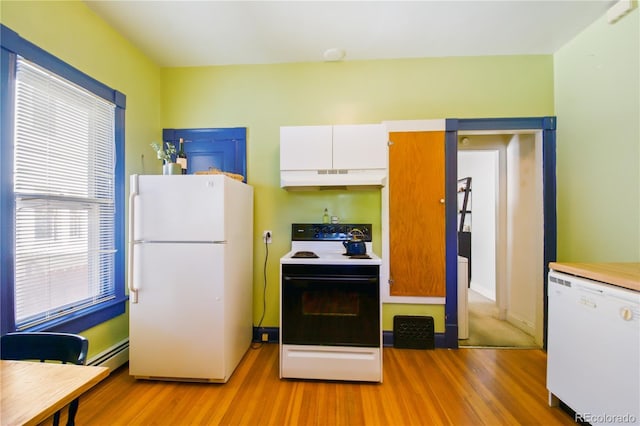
52 344 575 426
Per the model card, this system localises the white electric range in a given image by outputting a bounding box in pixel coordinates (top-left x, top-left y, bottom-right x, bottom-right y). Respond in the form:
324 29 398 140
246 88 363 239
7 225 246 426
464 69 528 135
279 224 383 383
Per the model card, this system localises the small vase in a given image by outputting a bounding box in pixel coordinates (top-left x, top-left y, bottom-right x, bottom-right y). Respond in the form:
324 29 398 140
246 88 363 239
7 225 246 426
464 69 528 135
162 162 182 175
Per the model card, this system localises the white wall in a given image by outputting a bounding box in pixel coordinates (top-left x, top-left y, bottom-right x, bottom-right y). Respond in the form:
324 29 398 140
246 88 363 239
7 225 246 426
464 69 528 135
505 133 544 337
458 135 508 316
458 150 498 300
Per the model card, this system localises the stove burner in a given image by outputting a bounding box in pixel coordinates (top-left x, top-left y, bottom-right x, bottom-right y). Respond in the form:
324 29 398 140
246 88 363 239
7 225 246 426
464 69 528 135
343 253 371 259
292 251 319 258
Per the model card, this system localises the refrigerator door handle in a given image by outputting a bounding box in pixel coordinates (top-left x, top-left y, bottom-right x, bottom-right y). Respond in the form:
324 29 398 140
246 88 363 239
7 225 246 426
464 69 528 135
128 174 139 303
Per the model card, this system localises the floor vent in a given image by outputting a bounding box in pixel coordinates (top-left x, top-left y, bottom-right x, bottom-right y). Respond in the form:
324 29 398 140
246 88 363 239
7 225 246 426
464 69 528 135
393 315 435 349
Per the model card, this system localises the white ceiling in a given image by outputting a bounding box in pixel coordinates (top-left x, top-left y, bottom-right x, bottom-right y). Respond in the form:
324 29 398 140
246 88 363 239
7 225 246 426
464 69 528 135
84 0 613 67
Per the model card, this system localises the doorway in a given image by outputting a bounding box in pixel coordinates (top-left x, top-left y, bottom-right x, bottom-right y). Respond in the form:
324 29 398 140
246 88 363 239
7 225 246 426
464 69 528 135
457 131 544 348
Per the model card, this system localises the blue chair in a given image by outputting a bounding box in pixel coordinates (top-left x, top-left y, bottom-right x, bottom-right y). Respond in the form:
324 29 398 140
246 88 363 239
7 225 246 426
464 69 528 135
1 332 90 426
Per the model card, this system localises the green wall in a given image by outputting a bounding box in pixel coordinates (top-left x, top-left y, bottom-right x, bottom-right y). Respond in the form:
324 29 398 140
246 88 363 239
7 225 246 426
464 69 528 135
1 0 162 357
5 1 635 354
162 56 554 331
554 8 640 262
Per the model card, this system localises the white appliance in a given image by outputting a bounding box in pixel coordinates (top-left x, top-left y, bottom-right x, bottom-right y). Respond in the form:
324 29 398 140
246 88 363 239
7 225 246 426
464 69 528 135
457 256 469 340
547 270 640 424
128 174 253 383
280 224 383 382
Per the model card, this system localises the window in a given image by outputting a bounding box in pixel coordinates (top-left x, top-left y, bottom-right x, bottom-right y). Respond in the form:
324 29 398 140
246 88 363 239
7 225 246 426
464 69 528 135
1 25 127 334
13 58 117 329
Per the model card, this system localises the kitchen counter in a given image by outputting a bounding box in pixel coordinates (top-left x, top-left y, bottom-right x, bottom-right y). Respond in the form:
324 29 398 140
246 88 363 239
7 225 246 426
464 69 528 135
549 262 640 292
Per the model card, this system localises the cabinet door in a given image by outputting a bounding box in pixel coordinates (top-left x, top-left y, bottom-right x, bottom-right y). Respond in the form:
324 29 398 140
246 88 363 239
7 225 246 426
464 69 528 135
333 124 387 170
280 126 332 170
389 131 446 297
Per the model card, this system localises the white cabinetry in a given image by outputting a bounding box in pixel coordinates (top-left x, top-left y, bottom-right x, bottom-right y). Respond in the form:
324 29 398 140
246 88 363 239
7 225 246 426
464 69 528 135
332 125 387 170
280 124 387 189
280 125 333 171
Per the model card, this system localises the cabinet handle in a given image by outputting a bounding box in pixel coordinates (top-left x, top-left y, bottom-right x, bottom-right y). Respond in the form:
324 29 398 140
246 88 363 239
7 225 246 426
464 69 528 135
439 198 445 204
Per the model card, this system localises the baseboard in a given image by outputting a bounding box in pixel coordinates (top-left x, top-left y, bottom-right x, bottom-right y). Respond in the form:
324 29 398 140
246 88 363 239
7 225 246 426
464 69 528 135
87 338 129 371
469 284 495 301
252 326 279 343
253 327 450 348
506 312 535 337
255 328 449 349
384 330 448 348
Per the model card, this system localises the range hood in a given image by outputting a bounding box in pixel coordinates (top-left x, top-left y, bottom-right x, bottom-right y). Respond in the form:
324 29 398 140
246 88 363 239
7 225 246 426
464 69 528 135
281 169 386 190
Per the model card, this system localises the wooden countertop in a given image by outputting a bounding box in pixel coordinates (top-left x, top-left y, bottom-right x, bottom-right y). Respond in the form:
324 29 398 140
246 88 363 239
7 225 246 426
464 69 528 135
549 262 640 292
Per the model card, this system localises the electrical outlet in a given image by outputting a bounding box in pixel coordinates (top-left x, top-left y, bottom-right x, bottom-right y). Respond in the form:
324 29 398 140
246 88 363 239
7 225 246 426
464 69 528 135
261 333 269 342
263 230 272 244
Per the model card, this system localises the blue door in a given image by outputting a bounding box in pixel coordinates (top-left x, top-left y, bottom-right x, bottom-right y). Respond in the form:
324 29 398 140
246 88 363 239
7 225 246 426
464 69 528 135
162 128 247 182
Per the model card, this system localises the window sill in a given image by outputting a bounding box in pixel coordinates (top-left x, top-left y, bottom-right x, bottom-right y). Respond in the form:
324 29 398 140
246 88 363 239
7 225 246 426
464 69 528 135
23 295 128 334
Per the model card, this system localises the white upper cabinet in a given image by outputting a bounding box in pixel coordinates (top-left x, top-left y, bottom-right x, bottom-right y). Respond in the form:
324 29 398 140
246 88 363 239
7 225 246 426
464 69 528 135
280 124 387 171
280 124 388 189
280 125 333 171
332 124 387 170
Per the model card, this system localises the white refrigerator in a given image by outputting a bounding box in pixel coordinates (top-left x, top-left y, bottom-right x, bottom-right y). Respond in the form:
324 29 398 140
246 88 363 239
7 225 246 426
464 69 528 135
128 174 253 383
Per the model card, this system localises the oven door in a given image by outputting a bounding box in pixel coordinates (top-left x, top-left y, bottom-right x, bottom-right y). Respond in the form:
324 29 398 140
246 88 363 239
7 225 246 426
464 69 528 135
281 264 380 347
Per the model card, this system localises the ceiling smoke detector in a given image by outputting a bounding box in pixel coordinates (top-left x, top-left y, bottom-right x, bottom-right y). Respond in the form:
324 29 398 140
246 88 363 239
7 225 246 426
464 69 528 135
323 48 346 62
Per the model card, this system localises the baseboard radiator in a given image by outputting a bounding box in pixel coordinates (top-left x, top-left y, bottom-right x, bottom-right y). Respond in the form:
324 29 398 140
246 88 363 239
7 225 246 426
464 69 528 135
87 338 129 372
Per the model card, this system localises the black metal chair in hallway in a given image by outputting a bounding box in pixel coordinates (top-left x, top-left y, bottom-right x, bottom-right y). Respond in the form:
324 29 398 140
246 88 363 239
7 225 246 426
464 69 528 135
1 332 90 426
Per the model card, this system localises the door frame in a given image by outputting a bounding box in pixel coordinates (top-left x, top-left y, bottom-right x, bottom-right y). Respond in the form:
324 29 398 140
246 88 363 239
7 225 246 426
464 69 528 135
381 119 448 305
162 127 247 181
444 117 557 348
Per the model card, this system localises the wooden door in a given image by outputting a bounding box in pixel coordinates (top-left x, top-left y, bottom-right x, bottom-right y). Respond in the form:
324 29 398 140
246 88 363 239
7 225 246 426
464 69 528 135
389 131 446 297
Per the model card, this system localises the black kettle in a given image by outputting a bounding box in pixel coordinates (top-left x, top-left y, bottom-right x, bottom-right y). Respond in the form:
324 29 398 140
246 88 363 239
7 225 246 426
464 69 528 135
343 229 367 256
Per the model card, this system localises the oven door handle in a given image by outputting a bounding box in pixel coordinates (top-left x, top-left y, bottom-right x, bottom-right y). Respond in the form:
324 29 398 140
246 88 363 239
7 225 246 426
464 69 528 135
283 276 378 283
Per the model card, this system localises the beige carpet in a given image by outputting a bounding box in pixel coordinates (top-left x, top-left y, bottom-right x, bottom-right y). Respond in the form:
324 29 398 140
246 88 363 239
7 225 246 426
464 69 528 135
459 289 538 348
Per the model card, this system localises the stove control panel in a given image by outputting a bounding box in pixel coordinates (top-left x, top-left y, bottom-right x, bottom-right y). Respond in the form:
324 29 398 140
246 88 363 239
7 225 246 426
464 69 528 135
291 223 372 242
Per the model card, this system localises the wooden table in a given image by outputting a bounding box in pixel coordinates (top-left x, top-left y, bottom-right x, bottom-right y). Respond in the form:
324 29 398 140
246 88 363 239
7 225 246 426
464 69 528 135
1 360 109 426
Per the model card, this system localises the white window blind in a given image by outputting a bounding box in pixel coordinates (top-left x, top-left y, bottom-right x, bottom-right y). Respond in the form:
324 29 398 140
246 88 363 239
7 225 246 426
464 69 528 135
13 57 117 329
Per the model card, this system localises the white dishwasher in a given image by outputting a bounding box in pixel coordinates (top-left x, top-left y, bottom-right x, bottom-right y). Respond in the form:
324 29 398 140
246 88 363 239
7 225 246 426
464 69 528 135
547 270 640 425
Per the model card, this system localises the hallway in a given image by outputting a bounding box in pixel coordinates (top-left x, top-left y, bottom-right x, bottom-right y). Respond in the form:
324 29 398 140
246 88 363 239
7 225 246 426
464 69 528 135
459 289 538 348
458 130 546 348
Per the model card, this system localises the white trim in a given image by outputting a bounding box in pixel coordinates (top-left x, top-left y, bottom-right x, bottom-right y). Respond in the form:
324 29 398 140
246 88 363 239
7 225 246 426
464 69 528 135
382 119 447 304
607 0 636 23
280 169 386 189
383 119 446 132
506 312 536 337
458 129 539 136
470 283 495 301
383 295 446 304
